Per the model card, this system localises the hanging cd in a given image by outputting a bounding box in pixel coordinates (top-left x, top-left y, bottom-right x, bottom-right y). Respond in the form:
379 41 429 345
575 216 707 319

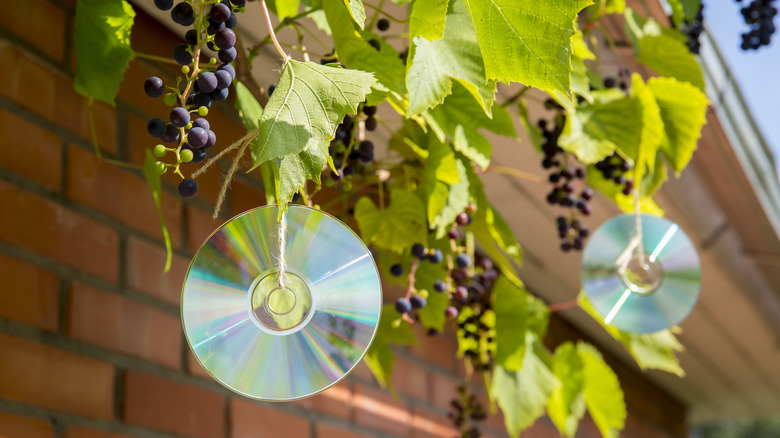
182 205 382 401
581 214 701 333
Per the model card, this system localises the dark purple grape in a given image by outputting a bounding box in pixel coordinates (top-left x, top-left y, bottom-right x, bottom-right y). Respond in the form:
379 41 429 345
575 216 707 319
214 28 236 50
205 130 216 148
455 253 471 268
575 167 586 179
219 63 236 80
563 182 575 193
198 72 218 93
561 241 572 252
579 227 590 238
410 295 426 309
445 306 459 319
455 286 468 301
581 204 593 216
448 229 459 240
411 243 426 258
218 46 236 63
395 297 412 314
210 87 229 102
210 3 231 22
144 76 164 98
178 178 198 197
363 106 377 116
561 168 574 179
173 44 193 65
368 39 381 50
365 116 377 131
428 249 444 264
188 127 208 148
359 140 374 156
192 118 210 130
207 21 225 35
268 83 277 97
170 107 190 127
434 280 447 292
171 2 195 26
147 118 166 138
193 92 212 109
456 212 471 226
184 29 198 45
191 148 206 163
225 13 237 29
230 0 246 6
154 0 174 11
390 264 404 277
359 153 374 163
215 69 232 89
581 188 594 200
161 124 180 143
377 18 390 31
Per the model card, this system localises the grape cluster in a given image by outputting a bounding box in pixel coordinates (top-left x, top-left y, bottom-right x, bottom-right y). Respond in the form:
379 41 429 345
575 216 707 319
537 113 596 252
736 0 778 50
677 3 705 54
448 385 487 438
145 0 245 198
594 154 634 195
324 104 379 192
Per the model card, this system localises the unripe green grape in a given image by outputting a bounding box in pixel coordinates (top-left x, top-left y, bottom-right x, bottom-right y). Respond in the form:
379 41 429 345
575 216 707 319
198 106 209 116
153 144 167 157
181 65 190 75
155 161 166 175
325 178 335 187
163 93 176 106
185 122 193 130
210 57 217 64
180 149 194 163
342 180 353 191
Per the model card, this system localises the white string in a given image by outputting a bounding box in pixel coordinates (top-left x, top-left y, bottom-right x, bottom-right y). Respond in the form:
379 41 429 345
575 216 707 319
277 210 287 290
633 185 645 266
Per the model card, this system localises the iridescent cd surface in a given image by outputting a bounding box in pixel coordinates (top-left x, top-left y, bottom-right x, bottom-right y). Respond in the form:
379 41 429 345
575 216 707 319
182 205 382 401
582 214 701 333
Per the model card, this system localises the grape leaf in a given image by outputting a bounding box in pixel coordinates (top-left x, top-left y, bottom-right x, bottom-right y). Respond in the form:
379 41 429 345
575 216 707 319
73 0 135 106
323 0 407 102
647 76 709 173
407 0 496 117
415 261 450 331
462 0 592 96
141 150 172 272
341 0 366 29
234 82 276 204
580 295 685 376
409 0 449 41
272 0 301 20
559 89 642 164
578 343 626 438
430 82 516 169
492 337 560 437
626 74 663 184
354 190 428 252
668 0 700 26
249 60 375 167
493 276 549 370
422 141 470 238
363 304 417 389
547 342 586 438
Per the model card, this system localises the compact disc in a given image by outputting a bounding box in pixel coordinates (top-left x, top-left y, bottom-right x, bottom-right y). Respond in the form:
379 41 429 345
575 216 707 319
182 205 382 401
581 214 700 333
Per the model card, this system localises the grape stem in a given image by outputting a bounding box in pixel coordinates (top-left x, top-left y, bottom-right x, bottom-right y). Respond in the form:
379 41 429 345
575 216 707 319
484 165 547 184
405 258 420 300
547 299 580 312
261 0 290 62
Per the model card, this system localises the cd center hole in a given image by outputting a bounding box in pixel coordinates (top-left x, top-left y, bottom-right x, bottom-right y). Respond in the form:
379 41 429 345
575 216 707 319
267 288 296 315
622 253 662 294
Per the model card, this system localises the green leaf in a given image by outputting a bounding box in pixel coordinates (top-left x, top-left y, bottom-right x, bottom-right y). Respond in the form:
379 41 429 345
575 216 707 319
141 150 172 272
668 0 700 26
586 166 664 216
363 341 396 389
627 74 663 184
416 260 450 331
463 0 592 95
363 304 418 389
577 343 626 438
354 190 428 252
492 336 560 437
234 82 276 204
324 0 407 102
274 0 301 20
250 60 375 167
423 141 470 238
406 0 496 117
580 295 685 376
341 0 366 29
409 0 449 41
559 90 642 164
430 82 516 169
647 77 709 173
493 276 549 370
74 0 135 106
547 342 586 438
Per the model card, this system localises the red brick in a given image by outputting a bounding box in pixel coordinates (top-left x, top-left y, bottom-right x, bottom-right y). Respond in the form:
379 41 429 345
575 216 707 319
316 423 372 438
67 145 182 243
64 426 140 438
127 237 188 305
67 283 181 369
349 360 378 383
0 254 59 331
0 412 54 438
352 384 411 436
293 380 352 420
392 356 430 402
123 371 224 438
186 348 215 380
0 0 67 62
430 373 459 410
230 398 311 438
0 333 114 419
186 206 224 252
0 43 117 154
408 325 457 371
0 182 120 281
0 108 62 190
411 406 458 438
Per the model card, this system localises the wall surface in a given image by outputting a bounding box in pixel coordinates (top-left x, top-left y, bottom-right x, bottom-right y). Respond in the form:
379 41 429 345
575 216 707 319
0 1 686 438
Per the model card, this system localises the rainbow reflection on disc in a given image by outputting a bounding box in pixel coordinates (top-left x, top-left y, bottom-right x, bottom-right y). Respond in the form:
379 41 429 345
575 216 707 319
582 214 701 333
182 205 382 401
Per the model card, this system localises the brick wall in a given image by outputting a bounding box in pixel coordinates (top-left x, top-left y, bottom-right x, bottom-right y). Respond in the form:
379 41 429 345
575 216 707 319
0 2 686 438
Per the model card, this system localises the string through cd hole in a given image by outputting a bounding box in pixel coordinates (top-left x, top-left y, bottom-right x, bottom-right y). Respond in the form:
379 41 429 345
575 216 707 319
266 287 296 315
620 253 662 294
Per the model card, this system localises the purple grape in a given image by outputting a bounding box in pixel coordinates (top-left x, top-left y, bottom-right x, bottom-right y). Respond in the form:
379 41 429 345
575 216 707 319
144 76 164 98
205 130 216 148
161 124 180 143
171 2 195 26
198 72 218 93
147 118 166 138
225 13 237 29
170 107 190 127
207 21 225 35
434 280 447 292
428 249 443 264
178 178 198 198
214 28 236 50
219 63 236 80
410 295 426 309
192 118 210 130
210 87 229 102
359 140 374 156
390 264 404 277
445 306 459 319
411 243 426 258
455 286 468 301
184 29 198 45
395 298 412 314
214 69 232 89
173 44 193 65
188 127 208 148
218 46 236 63
455 253 471 268
268 83 277 97
191 148 206 163
154 0 174 11
210 3 231 22
193 93 212 109
365 116 377 131
456 212 470 226
230 0 246 7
